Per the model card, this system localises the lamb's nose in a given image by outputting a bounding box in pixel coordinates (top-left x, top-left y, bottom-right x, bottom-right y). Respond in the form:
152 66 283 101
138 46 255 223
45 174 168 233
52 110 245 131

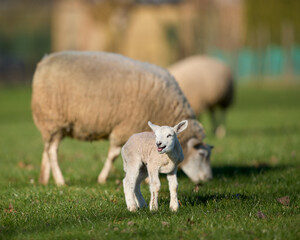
156 142 162 147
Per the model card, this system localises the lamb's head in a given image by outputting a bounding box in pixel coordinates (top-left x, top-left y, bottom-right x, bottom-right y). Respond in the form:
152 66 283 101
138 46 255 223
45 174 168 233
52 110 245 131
148 120 188 154
181 138 213 182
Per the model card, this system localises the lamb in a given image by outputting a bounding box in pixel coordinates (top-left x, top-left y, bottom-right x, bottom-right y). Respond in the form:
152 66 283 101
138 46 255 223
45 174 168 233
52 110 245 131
31 51 212 186
168 55 234 138
122 120 188 212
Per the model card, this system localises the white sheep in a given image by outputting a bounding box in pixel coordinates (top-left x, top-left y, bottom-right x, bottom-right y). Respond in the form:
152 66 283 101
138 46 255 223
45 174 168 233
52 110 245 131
168 55 234 138
32 51 212 186
122 120 188 212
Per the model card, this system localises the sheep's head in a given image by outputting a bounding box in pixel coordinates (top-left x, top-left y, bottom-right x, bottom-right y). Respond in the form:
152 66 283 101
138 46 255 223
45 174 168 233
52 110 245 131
148 120 188 154
181 139 213 182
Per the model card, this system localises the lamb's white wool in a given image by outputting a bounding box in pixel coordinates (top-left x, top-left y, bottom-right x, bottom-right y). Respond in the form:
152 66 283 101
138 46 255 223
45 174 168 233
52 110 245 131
122 120 188 212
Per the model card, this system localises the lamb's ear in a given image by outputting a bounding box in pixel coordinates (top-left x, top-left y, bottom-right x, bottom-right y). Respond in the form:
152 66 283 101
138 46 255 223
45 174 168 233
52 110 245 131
173 120 188 134
148 121 160 132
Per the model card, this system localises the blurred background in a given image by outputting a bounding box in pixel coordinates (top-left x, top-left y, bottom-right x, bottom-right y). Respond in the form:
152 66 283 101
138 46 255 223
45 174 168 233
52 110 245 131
0 0 299 84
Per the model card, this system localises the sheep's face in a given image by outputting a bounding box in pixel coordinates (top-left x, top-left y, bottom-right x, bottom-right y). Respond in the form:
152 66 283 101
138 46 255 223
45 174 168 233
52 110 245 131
181 139 213 182
148 120 188 154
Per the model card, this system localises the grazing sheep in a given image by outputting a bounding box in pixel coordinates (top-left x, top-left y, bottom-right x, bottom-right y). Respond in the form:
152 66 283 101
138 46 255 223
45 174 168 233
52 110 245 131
168 55 234 138
122 120 188 212
32 51 212 186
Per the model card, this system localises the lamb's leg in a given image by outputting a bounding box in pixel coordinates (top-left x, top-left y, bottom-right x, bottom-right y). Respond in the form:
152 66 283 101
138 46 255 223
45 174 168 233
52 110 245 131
39 142 50 185
167 169 179 212
98 145 121 184
123 165 141 212
48 135 65 186
148 169 160 211
134 167 148 208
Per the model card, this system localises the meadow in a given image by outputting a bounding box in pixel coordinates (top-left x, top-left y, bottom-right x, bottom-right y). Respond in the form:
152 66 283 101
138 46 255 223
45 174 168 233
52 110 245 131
0 82 299 239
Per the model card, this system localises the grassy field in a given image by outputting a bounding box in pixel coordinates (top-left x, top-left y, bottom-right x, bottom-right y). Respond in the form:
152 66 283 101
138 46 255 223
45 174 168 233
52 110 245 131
0 83 299 239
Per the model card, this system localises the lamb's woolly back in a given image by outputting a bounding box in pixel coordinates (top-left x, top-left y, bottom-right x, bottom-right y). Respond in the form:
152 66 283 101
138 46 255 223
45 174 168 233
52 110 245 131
32 51 195 144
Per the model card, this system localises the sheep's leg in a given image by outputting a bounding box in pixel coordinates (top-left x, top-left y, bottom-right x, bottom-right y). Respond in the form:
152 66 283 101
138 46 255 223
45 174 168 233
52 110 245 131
98 145 121 184
39 142 50 185
148 169 160 211
167 169 179 212
134 167 148 208
123 165 141 212
209 107 218 135
48 135 65 186
215 109 226 138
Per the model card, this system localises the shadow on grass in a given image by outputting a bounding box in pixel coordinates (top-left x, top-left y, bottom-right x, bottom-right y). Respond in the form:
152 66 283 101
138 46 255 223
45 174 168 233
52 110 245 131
177 164 288 180
180 193 248 206
212 164 287 178
229 125 300 138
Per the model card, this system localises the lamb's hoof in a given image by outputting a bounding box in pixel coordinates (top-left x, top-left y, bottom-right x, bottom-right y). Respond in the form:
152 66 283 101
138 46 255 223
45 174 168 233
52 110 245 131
149 206 158 212
170 202 179 212
128 206 138 212
170 206 178 212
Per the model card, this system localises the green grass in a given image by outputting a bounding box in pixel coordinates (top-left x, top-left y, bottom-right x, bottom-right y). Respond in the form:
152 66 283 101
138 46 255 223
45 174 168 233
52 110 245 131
0 83 300 239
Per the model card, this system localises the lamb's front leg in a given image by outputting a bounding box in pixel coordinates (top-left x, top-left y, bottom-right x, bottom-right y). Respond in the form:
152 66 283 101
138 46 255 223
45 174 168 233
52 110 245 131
167 169 179 212
148 169 160 211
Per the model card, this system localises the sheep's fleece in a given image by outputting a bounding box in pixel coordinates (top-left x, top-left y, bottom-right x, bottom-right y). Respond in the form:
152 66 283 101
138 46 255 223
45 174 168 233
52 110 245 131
32 51 210 185
168 55 234 116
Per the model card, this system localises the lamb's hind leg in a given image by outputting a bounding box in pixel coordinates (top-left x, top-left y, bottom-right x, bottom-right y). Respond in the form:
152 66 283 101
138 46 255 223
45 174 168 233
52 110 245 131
98 144 121 184
123 163 142 212
134 167 148 209
48 134 65 186
39 142 50 185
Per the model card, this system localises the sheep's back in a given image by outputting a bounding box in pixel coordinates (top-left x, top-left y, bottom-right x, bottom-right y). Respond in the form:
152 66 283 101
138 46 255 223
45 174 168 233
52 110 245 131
169 56 233 115
32 51 194 143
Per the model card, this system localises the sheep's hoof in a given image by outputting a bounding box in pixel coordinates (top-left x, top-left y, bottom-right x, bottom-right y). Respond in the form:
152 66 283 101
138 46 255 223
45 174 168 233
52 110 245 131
39 178 49 185
97 177 106 184
215 125 226 139
55 181 65 187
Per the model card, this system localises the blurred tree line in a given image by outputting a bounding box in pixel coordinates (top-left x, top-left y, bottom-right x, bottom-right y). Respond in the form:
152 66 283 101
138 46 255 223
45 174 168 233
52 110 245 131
0 0 51 83
0 0 299 83
246 0 300 45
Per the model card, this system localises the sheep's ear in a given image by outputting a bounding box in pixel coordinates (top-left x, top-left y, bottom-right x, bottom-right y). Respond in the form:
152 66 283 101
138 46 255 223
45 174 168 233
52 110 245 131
187 138 201 150
174 120 188 134
148 121 160 132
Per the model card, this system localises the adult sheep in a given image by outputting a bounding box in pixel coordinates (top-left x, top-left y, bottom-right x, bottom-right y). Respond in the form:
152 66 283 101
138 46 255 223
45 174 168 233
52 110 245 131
168 55 234 138
32 51 212 186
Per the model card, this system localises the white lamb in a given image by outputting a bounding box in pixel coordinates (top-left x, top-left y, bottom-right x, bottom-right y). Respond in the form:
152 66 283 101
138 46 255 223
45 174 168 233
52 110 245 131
122 120 188 212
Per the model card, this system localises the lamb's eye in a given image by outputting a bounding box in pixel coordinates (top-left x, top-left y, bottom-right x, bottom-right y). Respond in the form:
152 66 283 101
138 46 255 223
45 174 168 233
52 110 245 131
167 134 172 138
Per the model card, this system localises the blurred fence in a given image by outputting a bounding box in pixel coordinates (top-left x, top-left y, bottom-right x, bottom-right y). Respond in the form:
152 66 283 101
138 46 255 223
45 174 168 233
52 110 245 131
210 45 300 81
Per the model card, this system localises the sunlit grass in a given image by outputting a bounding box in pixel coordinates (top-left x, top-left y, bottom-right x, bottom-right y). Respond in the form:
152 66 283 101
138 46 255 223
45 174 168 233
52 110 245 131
0 83 299 239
